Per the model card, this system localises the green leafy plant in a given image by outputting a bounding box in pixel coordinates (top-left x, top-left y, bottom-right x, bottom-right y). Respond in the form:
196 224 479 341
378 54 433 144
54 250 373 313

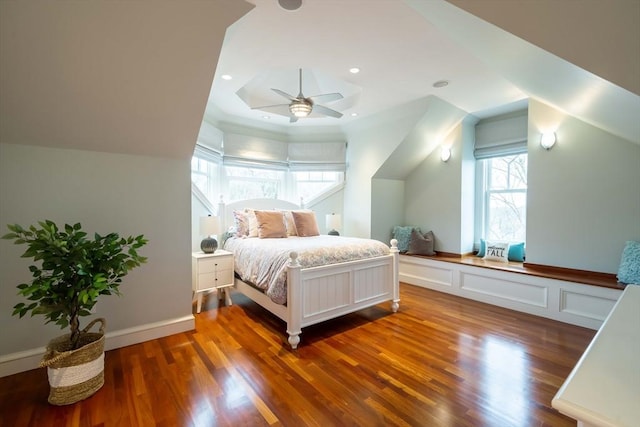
2 220 148 350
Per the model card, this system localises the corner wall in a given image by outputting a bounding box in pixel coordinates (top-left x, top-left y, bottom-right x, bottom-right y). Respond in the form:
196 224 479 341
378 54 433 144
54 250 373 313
0 143 193 373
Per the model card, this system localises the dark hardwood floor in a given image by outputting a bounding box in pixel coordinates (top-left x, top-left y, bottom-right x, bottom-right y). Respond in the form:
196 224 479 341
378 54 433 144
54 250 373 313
0 283 595 427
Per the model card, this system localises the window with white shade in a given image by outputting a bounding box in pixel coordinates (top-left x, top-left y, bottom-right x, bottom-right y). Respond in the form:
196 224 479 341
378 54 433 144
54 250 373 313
191 137 345 208
474 109 528 246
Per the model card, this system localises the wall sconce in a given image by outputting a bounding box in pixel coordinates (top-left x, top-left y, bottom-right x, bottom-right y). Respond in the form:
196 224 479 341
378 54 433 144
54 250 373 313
540 132 557 150
440 147 451 162
199 215 219 253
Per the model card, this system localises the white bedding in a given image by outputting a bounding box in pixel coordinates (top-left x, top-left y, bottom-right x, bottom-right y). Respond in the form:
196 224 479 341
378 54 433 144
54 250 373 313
223 235 390 304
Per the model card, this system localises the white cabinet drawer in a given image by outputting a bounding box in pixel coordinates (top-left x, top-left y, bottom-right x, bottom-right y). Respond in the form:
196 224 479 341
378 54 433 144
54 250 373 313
216 268 234 286
198 256 233 274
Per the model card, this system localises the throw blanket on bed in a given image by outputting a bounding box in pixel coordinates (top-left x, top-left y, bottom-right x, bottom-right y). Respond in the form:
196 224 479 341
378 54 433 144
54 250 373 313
224 235 390 305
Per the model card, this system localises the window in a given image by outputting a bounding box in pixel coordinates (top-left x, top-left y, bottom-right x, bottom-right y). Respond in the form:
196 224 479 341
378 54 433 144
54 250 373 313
225 166 284 201
478 153 527 242
191 156 219 204
191 145 344 207
292 171 343 205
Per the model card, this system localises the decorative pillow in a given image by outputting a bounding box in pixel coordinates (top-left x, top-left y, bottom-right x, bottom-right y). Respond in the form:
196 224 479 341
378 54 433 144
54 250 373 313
617 240 640 285
483 241 510 262
508 242 526 262
477 239 487 257
477 239 525 262
246 209 259 237
232 210 249 236
406 229 435 256
279 210 298 236
393 226 421 253
254 210 287 238
291 210 320 237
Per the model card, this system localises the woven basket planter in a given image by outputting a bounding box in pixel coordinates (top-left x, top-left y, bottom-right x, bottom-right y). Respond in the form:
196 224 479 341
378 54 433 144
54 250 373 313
40 318 106 405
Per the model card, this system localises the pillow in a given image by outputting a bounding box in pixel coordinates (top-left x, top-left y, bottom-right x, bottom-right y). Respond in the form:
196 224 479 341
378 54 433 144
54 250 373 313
406 229 435 256
483 241 510 262
508 242 526 262
617 240 640 284
232 210 249 236
393 226 421 253
246 209 259 237
279 210 298 236
254 210 287 238
291 210 320 237
477 239 486 257
477 239 525 262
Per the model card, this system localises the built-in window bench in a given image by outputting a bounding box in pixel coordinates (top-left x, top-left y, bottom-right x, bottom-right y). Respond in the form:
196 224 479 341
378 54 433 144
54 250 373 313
399 253 626 330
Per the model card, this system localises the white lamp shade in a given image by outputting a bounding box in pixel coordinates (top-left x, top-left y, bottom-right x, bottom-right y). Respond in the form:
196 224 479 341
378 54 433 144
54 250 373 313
440 146 451 162
326 214 341 231
199 216 219 236
540 132 557 150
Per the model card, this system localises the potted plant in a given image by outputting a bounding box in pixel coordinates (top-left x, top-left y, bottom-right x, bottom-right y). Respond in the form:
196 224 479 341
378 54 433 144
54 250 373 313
2 220 148 405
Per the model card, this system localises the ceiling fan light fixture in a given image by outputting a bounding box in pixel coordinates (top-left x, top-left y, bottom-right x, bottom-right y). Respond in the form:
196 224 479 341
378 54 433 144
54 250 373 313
289 101 312 117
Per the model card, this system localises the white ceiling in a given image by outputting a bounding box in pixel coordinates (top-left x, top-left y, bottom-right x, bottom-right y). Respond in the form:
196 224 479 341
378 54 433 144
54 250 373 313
205 0 640 143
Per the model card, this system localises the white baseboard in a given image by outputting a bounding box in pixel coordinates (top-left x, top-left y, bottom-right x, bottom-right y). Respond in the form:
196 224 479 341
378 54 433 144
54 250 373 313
0 315 195 378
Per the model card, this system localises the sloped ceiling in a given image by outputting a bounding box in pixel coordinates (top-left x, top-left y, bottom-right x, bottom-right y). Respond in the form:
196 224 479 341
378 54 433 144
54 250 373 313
408 0 640 144
0 0 253 159
448 0 640 96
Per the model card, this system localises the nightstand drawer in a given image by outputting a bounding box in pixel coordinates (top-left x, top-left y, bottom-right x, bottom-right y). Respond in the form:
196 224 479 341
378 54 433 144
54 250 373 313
197 256 233 274
197 271 233 290
216 268 234 286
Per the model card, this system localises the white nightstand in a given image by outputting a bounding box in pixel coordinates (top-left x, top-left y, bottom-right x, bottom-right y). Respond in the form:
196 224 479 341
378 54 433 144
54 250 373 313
192 250 234 313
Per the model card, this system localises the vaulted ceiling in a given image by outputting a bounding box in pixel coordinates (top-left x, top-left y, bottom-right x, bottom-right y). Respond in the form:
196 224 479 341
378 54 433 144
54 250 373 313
205 0 639 144
1 0 638 160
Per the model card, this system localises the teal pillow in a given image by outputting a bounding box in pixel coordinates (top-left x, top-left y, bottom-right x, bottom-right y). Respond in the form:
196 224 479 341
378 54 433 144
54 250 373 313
617 241 640 285
508 242 526 262
477 239 486 257
393 226 420 253
477 239 525 262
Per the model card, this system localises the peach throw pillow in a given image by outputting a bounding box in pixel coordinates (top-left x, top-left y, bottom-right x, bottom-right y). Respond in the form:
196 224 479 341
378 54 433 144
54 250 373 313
254 210 287 238
291 211 320 237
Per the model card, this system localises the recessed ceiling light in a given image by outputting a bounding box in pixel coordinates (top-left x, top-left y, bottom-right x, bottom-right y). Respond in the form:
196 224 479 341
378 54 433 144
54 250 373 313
432 80 449 88
278 0 302 11
221 74 232 80
350 112 358 117
349 67 360 74
262 115 270 119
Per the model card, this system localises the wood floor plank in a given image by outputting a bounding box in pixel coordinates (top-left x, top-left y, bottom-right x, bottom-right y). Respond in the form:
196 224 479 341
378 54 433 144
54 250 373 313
0 283 595 427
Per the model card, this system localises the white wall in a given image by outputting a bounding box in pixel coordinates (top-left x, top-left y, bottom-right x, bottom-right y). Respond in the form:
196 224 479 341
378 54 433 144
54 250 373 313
343 98 434 238
0 143 193 358
404 124 464 254
526 99 640 273
371 179 405 243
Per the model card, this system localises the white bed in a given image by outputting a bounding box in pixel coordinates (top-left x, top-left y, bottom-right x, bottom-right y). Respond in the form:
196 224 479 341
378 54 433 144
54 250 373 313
219 198 400 349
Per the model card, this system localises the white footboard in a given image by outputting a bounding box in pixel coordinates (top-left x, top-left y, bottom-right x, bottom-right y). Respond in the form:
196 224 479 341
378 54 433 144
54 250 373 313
285 239 400 348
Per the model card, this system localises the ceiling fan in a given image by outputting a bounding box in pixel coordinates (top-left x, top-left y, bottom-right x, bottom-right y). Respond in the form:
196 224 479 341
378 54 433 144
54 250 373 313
253 69 344 123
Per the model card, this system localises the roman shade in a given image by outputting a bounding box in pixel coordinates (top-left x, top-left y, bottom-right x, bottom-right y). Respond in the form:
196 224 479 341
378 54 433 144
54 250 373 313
223 133 289 169
474 110 528 159
288 142 346 171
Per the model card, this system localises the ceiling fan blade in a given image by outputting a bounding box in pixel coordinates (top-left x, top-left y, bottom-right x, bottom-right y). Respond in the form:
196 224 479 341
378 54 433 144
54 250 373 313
308 92 343 103
271 88 297 101
251 103 291 116
313 104 343 119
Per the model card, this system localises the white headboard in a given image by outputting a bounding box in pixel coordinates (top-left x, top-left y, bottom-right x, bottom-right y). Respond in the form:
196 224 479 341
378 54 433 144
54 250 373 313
220 198 301 232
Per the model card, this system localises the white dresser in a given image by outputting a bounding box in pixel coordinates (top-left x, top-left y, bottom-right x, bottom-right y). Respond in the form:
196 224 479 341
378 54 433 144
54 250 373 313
552 285 640 427
192 250 234 313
